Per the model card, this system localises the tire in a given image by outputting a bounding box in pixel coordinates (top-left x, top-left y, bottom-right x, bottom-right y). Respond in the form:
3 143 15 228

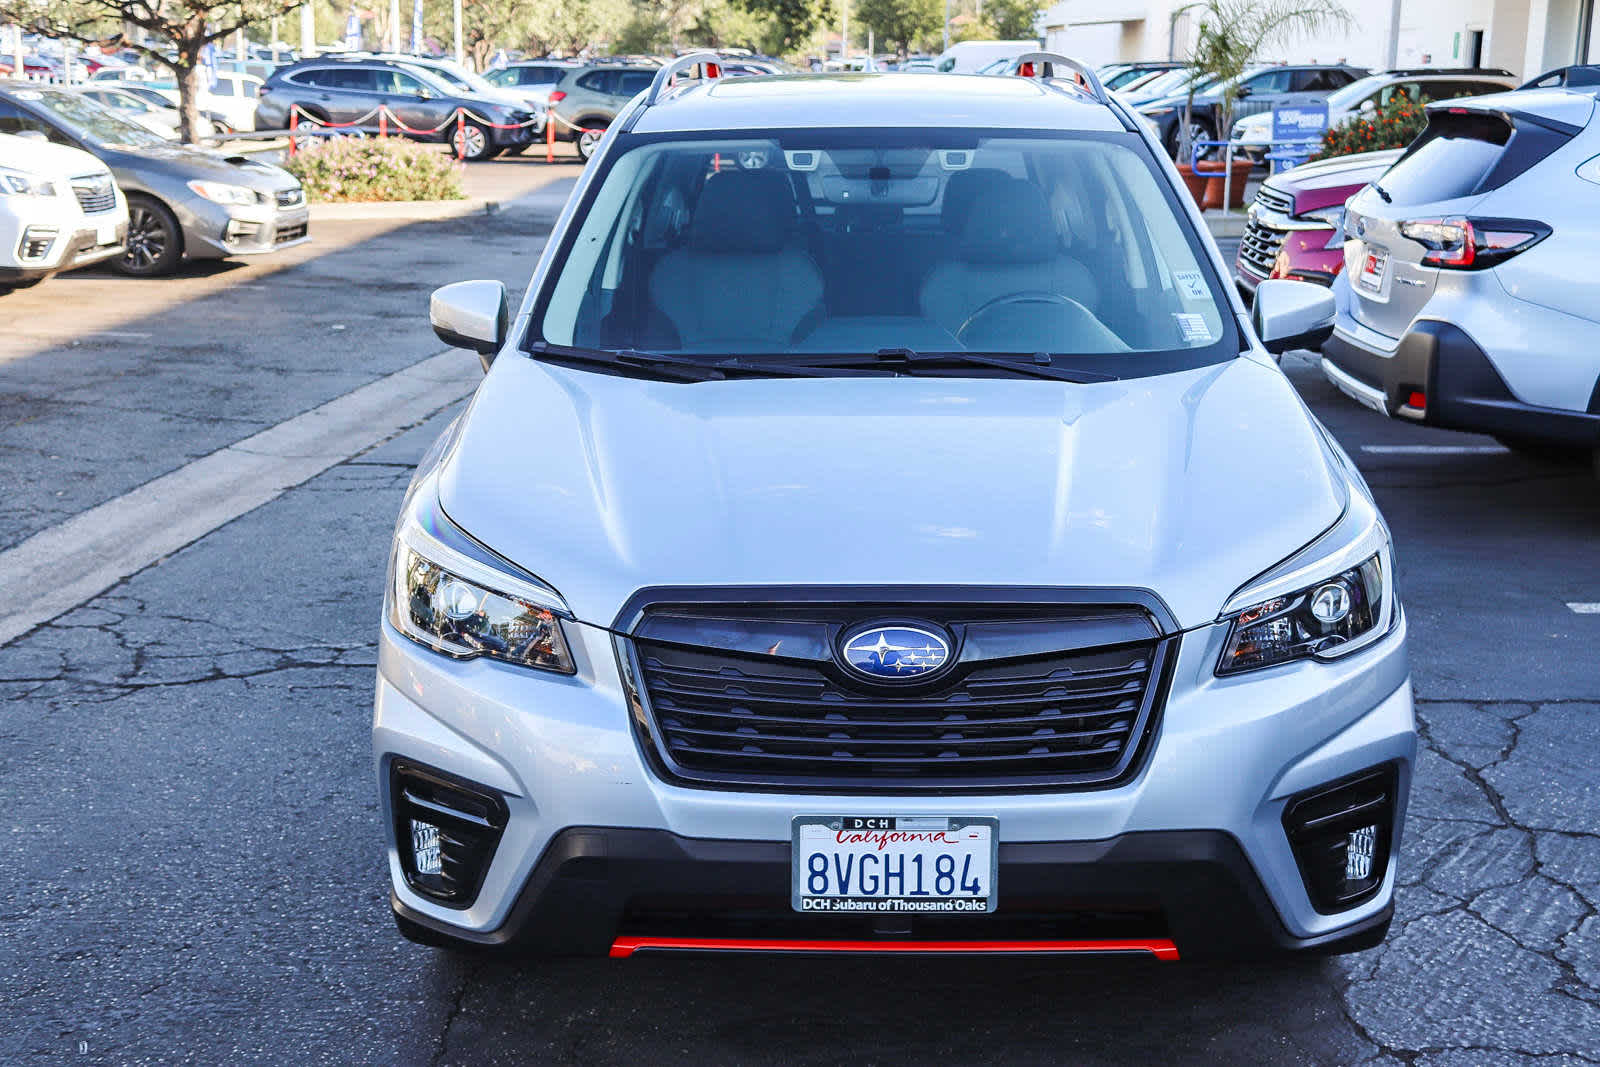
117 195 183 277
1167 118 1215 160
576 124 607 162
450 120 495 162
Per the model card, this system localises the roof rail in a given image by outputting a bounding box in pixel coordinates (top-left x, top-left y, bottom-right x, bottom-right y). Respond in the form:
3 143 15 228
1013 51 1111 106
1383 66 1514 77
645 51 723 105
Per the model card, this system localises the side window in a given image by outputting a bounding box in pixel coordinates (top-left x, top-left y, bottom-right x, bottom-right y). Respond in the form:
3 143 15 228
375 70 426 96
294 68 333 88
1379 81 1423 107
577 71 612 93
617 71 654 97
1244 70 1292 95
1295 69 1342 92
484 69 511 86
212 80 236 97
0 101 61 140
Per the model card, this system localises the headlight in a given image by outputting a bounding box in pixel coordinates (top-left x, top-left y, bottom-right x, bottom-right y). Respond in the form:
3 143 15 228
1301 206 1348 250
187 180 259 206
1216 489 1396 676
388 494 575 674
0 167 58 197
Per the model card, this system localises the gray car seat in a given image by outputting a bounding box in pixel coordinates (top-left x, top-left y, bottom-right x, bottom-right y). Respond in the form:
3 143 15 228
649 169 824 350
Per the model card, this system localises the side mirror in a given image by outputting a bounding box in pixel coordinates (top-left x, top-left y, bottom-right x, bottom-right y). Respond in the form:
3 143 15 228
1234 85 1253 99
1252 279 1336 357
416 88 432 100
1358 98 1376 113
431 279 508 369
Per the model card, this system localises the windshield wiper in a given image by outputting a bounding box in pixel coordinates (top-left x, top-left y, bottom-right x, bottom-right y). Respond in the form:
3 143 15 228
788 349 1119 383
527 343 895 381
1371 182 1393 204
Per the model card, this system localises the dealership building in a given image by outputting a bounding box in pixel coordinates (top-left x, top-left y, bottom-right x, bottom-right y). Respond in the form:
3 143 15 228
1039 0 1597 80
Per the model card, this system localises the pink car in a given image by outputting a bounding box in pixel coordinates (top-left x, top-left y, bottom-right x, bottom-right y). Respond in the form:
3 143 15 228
1235 149 1403 295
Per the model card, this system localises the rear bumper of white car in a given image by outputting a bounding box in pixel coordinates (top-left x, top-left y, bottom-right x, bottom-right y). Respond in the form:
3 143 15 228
374 603 1414 960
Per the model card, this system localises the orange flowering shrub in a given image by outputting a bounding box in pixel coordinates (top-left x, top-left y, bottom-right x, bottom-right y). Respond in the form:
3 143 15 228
1310 90 1430 161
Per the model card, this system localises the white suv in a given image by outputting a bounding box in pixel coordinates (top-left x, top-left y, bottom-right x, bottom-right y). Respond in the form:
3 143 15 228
0 131 126 291
376 55 1414 962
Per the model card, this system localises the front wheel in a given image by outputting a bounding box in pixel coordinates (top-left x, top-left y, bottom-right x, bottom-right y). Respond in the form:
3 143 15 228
117 195 183 277
576 124 607 161
450 120 495 162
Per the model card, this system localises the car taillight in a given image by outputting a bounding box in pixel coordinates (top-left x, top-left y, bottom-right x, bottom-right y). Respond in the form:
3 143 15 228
548 90 566 103
1398 215 1551 270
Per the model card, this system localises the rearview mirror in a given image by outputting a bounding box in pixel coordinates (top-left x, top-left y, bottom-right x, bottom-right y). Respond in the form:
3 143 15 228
1251 279 1335 357
431 279 508 370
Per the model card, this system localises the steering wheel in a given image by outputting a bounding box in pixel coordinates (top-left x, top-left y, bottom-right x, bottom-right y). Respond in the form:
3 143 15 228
955 290 1080 345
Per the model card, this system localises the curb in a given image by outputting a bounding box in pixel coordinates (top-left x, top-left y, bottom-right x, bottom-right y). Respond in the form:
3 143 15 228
1204 213 1248 239
307 198 501 221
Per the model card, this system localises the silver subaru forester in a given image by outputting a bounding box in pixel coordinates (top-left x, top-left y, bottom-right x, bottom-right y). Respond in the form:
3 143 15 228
375 54 1414 962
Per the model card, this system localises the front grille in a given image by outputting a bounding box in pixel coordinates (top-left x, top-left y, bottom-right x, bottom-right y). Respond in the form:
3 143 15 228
275 222 307 244
71 174 117 215
1255 184 1294 216
622 601 1172 792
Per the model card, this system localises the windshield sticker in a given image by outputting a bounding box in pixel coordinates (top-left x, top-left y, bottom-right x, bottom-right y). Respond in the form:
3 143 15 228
1174 313 1213 344
1173 270 1208 301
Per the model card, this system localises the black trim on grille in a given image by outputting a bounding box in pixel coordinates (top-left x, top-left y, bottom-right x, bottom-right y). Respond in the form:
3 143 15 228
614 592 1178 794
1254 185 1294 216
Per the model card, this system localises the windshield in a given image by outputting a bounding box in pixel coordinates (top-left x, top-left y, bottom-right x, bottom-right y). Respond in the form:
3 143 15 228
31 90 169 147
397 63 462 96
413 61 494 94
1326 75 1390 110
534 129 1234 376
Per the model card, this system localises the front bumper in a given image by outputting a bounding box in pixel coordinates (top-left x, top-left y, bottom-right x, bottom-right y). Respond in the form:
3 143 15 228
0 219 127 281
374 601 1415 958
178 194 310 260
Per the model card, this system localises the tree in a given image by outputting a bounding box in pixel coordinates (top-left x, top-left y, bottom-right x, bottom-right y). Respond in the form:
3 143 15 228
0 0 306 142
979 0 1039 41
854 0 939 58
1179 0 1352 161
732 0 825 54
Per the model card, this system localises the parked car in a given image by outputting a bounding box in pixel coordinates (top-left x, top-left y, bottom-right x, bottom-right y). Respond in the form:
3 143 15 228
482 59 581 108
546 63 660 160
255 58 540 160
1322 88 1600 474
1231 68 1517 160
1138 64 1367 157
384 57 1413 961
347 53 546 136
1098 60 1185 90
74 86 182 139
0 130 127 290
0 82 308 276
1117 66 1207 105
135 72 264 131
1234 149 1403 295
1518 63 1600 89
932 40 1036 73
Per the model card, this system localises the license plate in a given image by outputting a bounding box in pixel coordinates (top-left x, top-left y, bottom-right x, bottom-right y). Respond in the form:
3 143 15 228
96 222 116 246
1357 246 1388 293
791 815 997 914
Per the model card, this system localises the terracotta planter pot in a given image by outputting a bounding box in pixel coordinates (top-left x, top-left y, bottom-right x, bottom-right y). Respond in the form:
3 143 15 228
1194 158 1256 211
1175 163 1208 206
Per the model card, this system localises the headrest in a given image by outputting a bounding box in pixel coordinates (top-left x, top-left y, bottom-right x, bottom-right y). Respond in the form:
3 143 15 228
687 169 795 254
940 168 1011 234
958 176 1058 264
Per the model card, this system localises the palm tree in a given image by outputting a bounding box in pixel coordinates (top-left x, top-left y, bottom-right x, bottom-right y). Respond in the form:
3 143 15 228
1178 0 1354 163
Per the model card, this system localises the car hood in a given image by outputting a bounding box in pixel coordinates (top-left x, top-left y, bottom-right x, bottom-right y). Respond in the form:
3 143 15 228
1267 149 1403 213
0 132 110 180
438 355 1347 631
95 143 298 190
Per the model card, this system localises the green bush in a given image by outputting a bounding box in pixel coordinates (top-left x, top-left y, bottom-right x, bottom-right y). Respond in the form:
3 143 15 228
286 136 466 203
1311 90 1430 161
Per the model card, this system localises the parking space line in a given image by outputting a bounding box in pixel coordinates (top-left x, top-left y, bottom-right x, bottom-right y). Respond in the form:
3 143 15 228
1359 444 1509 455
1568 603 1600 614
0 350 478 647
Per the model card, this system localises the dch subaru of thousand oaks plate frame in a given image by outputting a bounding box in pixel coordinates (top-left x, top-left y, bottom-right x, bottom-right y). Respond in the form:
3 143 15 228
791 816 999 914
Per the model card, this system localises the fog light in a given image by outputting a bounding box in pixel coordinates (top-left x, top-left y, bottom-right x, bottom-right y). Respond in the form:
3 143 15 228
391 761 507 908
1283 764 1396 914
411 819 443 875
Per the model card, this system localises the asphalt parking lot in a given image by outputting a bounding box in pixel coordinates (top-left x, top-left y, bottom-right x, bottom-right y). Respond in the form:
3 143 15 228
1 195 1596 1065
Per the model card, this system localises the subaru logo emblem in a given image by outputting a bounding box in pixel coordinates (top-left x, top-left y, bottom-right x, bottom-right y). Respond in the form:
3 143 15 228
1355 216 1367 237
839 623 953 683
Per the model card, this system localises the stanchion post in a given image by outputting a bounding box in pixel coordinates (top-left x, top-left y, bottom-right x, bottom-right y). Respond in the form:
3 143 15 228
379 107 387 139
288 109 298 157
455 111 466 160
546 116 555 164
